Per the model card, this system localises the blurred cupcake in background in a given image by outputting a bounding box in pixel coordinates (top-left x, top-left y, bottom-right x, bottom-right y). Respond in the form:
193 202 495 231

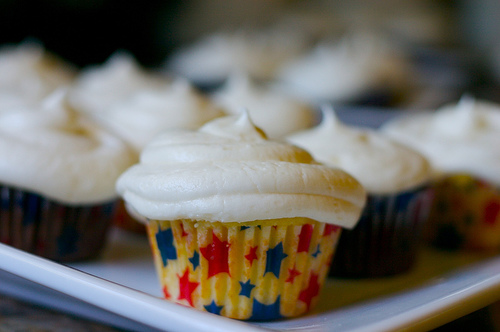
165 24 311 91
275 31 413 107
381 96 500 251
69 51 225 232
0 41 76 111
211 73 319 139
0 89 136 261
287 106 434 277
116 112 366 320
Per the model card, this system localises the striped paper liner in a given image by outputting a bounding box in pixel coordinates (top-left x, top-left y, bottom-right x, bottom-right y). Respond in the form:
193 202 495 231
329 185 434 278
147 218 342 320
0 185 115 262
424 174 500 251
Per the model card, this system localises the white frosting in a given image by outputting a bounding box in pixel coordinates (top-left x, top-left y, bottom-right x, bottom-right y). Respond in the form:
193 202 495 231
287 107 431 194
211 74 318 138
0 90 137 204
116 112 366 228
0 42 76 111
381 96 500 185
69 52 169 113
276 32 409 103
166 27 309 84
69 52 225 151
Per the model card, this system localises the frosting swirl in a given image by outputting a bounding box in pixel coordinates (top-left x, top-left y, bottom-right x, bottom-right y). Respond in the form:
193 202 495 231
0 90 137 204
212 73 318 138
116 112 366 228
381 96 500 185
0 42 76 111
276 32 409 103
287 106 432 194
166 27 309 84
69 53 225 150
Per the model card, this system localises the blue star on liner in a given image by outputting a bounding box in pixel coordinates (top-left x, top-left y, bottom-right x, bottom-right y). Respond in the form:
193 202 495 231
264 242 288 278
240 225 261 231
250 296 283 321
204 300 224 315
239 280 256 298
312 245 321 258
189 251 200 270
156 228 177 266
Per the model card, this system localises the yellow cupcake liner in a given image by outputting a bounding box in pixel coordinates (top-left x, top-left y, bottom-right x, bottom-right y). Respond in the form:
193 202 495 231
424 174 500 251
146 218 341 320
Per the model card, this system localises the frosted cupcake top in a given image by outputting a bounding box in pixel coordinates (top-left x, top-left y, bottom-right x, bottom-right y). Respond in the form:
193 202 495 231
381 96 500 185
69 53 225 151
276 32 409 103
69 52 169 113
287 107 432 194
166 27 309 84
0 90 137 204
116 112 366 228
211 73 318 138
0 42 76 110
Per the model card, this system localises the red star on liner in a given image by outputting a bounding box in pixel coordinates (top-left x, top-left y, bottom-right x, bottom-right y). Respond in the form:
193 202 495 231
298 272 321 310
323 224 340 237
484 200 500 225
245 246 258 264
297 224 313 253
177 268 199 307
180 223 188 237
200 231 231 278
163 285 171 299
286 264 301 283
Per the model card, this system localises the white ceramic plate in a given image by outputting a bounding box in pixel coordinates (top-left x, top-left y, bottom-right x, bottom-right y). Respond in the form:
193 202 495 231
1 227 500 332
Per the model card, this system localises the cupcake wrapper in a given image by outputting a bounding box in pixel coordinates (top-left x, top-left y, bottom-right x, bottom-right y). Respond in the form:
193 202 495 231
147 219 342 320
424 175 500 251
0 185 115 262
330 185 434 278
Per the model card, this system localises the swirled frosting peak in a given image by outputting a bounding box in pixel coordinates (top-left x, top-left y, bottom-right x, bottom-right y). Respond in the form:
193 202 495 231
212 73 319 138
116 112 366 228
0 89 137 204
287 105 432 194
381 96 500 185
0 42 76 110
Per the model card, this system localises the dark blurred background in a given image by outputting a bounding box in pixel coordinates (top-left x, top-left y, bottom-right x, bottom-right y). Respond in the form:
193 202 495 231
0 0 498 103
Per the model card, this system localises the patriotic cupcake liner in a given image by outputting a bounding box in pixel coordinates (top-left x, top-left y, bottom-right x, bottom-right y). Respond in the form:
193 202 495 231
147 218 342 320
329 185 434 278
0 185 115 262
423 174 500 251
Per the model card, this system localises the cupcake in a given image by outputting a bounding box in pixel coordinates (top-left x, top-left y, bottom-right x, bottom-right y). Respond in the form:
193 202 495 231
381 96 500 251
0 89 136 261
0 42 76 111
287 106 434 277
275 31 412 106
165 25 310 90
211 73 319 138
116 112 365 320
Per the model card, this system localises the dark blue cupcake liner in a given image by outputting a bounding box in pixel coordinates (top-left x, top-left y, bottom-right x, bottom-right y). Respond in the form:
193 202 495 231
0 185 116 262
329 185 434 278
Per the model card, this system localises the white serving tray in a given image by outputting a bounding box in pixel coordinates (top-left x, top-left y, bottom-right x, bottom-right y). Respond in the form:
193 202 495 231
0 226 500 332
